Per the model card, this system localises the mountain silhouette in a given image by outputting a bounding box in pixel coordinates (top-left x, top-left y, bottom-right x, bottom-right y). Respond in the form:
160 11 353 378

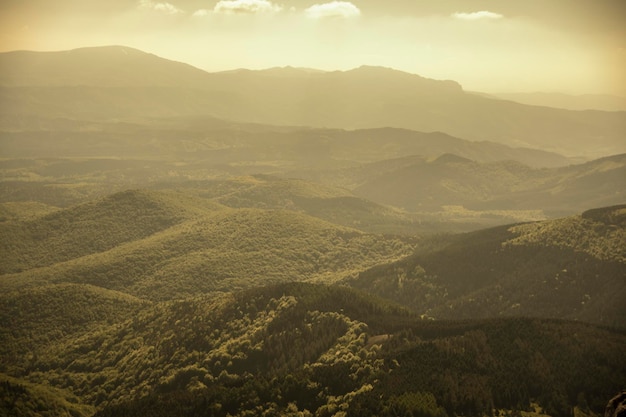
1 46 625 157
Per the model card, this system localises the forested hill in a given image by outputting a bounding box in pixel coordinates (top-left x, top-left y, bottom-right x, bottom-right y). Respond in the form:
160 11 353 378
346 152 626 216
347 204 626 327
2 43 626 417
0 189 213 274
0 188 415 300
2 283 624 417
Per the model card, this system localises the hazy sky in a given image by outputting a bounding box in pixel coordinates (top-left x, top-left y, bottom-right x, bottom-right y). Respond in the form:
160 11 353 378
1 0 624 95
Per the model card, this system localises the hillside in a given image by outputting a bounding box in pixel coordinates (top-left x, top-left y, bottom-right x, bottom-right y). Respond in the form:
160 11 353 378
0 189 415 300
0 189 215 274
2 283 624 417
0 283 147 370
347 205 626 328
0 120 569 169
347 153 626 217
1 46 625 157
2 44 626 417
492 92 626 112
152 175 426 235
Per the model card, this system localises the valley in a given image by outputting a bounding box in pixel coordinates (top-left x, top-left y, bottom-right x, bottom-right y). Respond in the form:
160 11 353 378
0 45 625 417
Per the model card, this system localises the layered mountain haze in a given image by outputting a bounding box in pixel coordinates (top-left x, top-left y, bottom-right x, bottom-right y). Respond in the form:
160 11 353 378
491 92 626 112
348 153 626 216
1 46 625 158
1 41 626 417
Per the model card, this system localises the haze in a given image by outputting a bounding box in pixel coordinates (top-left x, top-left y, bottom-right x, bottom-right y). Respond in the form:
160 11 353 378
1 0 624 95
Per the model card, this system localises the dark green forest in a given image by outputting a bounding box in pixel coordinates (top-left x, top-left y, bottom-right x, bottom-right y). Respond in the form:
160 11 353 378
1 188 624 417
3 283 625 417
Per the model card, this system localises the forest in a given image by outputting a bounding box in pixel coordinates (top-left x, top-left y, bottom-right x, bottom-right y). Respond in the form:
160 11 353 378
1 45 625 417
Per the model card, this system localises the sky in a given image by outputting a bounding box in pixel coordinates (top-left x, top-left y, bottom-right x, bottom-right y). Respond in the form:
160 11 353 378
1 0 625 95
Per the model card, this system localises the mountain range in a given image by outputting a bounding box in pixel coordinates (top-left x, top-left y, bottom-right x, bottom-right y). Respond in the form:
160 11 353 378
346 152 626 216
1 45 626 417
1 45 625 158
490 92 626 112
348 204 626 328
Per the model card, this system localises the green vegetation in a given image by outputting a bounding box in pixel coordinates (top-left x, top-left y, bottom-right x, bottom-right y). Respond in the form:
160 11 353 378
348 205 626 327
1 181 624 417
5 283 620 417
0 374 95 417
1 192 414 300
506 205 626 263
0 189 203 274
2 45 626 417
0 183 624 416
0 283 147 372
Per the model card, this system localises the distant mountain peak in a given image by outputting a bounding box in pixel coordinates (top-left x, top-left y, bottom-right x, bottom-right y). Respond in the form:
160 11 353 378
347 65 425 79
257 66 327 77
66 45 147 55
344 65 463 91
432 153 474 164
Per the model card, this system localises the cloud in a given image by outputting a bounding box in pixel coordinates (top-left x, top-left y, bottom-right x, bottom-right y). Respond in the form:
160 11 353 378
452 11 503 21
192 9 209 17
138 0 183 14
305 1 361 19
213 0 282 14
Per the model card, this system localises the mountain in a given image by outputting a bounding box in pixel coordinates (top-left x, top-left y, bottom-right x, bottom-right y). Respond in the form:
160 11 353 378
0 119 570 168
2 152 623 235
2 282 624 417
0 283 146 369
1 46 625 158
1 189 415 300
348 153 626 217
0 46 212 88
0 189 208 274
492 92 626 112
346 204 626 328
151 175 425 235
2 44 626 417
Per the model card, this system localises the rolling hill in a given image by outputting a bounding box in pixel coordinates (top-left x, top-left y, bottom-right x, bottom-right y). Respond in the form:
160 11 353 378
0 283 147 371
0 189 415 300
491 92 626 112
2 44 626 417
152 175 426 234
347 153 626 216
1 46 625 158
2 283 624 417
0 189 215 274
347 205 626 328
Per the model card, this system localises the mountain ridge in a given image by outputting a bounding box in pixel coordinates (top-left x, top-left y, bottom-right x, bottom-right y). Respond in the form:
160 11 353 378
3 281 624 417
347 204 626 328
347 152 626 215
1 45 624 157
